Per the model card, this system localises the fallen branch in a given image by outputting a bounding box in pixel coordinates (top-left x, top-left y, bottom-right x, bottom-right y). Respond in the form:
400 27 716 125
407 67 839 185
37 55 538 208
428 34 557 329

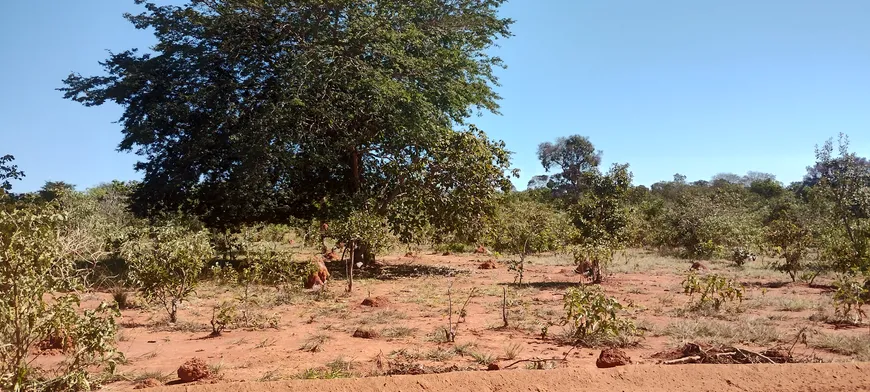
502 358 569 369
663 356 701 365
735 348 776 364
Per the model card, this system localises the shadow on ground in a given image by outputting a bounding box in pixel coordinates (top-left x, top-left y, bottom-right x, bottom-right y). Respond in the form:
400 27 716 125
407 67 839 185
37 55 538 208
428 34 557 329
326 262 469 281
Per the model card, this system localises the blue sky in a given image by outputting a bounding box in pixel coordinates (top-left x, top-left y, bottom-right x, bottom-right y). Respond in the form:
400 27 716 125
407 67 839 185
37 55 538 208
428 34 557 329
2 1 869 192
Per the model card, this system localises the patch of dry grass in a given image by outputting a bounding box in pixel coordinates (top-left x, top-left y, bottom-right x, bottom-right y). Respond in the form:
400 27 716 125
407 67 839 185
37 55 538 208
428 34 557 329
663 317 782 346
811 333 870 360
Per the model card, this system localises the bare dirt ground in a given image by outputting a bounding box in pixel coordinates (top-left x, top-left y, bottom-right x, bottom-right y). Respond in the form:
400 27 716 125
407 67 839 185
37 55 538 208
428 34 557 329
64 249 870 390
152 363 870 392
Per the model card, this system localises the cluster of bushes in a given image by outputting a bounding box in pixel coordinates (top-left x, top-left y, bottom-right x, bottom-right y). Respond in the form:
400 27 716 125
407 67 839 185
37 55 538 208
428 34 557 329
622 135 870 288
0 182 320 391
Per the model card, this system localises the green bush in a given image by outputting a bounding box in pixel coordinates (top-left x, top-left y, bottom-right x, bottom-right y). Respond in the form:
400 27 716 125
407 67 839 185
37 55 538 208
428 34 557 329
832 276 868 322
484 199 573 284
213 241 310 325
122 224 214 323
561 285 637 347
0 207 121 391
681 273 744 311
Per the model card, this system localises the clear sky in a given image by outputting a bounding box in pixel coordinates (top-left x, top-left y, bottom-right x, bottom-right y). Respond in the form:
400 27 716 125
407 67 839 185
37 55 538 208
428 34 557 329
2 1 869 192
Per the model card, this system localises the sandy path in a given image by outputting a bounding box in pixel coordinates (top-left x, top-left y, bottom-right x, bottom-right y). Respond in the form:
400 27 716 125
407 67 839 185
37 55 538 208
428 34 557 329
149 363 870 392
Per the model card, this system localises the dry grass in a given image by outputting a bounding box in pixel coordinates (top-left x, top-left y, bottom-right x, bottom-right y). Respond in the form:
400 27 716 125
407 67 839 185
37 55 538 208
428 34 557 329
382 326 417 339
503 342 523 360
811 333 870 360
453 342 477 356
255 337 277 349
300 334 330 352
663 317 782 346
469 351 495 365
425 347 455 362
258 369 285 382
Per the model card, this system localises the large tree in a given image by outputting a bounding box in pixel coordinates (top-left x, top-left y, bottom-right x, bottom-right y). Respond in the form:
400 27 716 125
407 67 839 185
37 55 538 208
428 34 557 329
61 0 515 260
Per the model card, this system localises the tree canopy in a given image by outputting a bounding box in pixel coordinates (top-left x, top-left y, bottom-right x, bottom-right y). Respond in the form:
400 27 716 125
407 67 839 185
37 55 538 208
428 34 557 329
61 0 516 239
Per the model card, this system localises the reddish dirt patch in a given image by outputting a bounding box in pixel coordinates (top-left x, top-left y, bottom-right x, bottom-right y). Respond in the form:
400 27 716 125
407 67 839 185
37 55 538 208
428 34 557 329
178 358 211 383
361 296 390 307
596 348 631 368
304 259 330 289
474 245 489 255
35 334 73 355
478 260 498 269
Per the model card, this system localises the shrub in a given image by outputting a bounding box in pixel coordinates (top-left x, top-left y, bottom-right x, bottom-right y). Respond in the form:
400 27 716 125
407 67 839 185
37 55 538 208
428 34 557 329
213 238 311 326
0 207 121 391
561 285 637 347
122 224 214 323
210 302 238 336
681 273 744 311
329 210 395 291
730 247 754 266
765 211 813 281
570 244 613 283
832 276 868 322
484 199 573 284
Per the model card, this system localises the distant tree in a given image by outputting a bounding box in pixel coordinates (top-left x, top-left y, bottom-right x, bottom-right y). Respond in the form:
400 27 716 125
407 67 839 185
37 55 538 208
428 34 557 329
570 163 633 248
536 136 633 268
122 224 214 323
537 135 602 201
749 178 785 199
765 195 814 281
38 181 76 202
527 175 550 190
61 0 516 264
743 171 777 184
711 172 743 185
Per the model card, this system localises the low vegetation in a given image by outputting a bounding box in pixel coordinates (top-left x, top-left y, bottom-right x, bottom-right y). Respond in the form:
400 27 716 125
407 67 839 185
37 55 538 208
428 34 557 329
561 286 638 347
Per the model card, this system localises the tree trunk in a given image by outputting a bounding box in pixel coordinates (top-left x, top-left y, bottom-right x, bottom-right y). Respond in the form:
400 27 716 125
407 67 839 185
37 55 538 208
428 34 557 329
502 287 508 328
169 301 178 323
347 241 355 293
354 241 376 267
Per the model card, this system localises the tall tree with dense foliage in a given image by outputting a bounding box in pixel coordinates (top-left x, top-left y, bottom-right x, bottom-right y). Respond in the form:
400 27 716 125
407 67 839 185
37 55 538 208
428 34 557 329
536 135 601 202
535 135 632 248
61 0 515 263
809 134 870 274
